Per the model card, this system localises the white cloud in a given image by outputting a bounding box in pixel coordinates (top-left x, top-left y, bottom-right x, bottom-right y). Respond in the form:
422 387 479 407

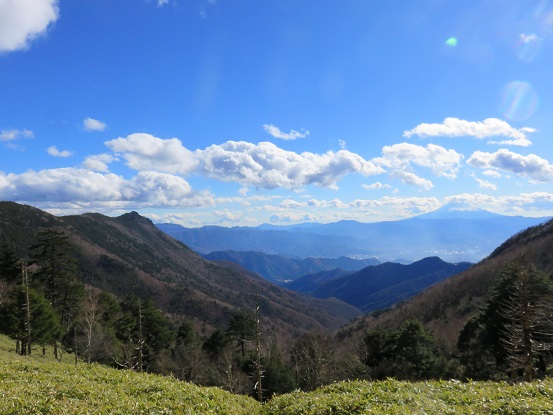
263 124 310 140
443 192 553 216
338 139 347 149
403 117 535 146
483 170 503 178
362 182 391 190
47 146 73 158
0 167 214 209
467 149 553 182
0 129 33 141
82 154 116 172
197 141 383 190
130 171 198 206
390 170 433 190
373 142 463 179
157 0 169 6
106 133 198 175
350 196 442 217
280 199 306 209
83 117 107 132
0 0 58 53
0 168 125 202
473 176 497 190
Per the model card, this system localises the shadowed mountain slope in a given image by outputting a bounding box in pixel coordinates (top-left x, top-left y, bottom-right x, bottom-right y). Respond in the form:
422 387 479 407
287 257 472 312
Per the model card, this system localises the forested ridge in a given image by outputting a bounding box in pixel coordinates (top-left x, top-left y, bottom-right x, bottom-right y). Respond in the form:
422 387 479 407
1 201 553 404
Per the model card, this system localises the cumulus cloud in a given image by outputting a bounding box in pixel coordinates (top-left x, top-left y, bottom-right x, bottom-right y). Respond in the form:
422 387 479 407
390 170 433 190
47 146 73 158
197 141 383 189
0 167 214 209
0 129 33 141
403 117 535 146
130 171 195 206
0 168 125 202
106 133 198 175
82 154 116 172
467 149 553 182
263 124 310 140
373 142 463 179
279 199 306 209
83 117 107 132
0 0 59 52
362 182 391 190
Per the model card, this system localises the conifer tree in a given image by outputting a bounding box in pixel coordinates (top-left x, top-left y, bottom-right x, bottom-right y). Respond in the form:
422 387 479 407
115 296 174 372
227 312 256 358
29 230 84 331
0 242 20 284
458 262 553 380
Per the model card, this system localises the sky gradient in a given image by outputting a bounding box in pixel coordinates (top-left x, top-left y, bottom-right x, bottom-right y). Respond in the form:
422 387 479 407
1 0 553 226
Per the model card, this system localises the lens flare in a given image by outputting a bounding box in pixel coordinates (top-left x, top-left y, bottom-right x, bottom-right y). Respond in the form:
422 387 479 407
445 37 458 47
499 81 540 122
515 33 542 63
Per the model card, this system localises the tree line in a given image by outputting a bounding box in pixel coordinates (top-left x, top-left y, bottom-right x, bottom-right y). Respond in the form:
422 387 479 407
1 230 553 400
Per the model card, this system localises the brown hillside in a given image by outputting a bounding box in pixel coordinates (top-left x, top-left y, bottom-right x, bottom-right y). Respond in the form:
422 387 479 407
0 202 361 340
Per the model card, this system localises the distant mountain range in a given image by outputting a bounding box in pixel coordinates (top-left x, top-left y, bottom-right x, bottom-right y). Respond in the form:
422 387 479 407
158 206 548 263
285 256 472 312
203 250 380 282
339 215 553 348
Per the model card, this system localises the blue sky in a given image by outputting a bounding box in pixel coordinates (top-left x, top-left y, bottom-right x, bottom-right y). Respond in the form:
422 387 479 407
1 0 553 227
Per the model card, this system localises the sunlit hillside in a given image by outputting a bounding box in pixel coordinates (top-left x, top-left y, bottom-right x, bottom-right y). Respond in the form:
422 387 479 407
0 335 260 415
2 334 553 415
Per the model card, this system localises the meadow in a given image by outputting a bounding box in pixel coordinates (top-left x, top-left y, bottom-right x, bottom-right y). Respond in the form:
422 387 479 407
1 335 553 415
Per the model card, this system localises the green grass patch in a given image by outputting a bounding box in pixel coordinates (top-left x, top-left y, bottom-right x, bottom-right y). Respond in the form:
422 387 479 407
2 335 553 414
0 335 260 415
263 379 553 415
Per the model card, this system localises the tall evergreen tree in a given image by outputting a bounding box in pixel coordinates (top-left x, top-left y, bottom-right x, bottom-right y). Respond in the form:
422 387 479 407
363 319 445 381
458 262 553 380
2 284 61 355
115 296 174 372
227 312 256 358
0 242 20 284
29 229 84 332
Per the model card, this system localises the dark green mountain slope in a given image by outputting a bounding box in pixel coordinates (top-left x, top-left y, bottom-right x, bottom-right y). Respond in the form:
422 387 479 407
0 202 361 338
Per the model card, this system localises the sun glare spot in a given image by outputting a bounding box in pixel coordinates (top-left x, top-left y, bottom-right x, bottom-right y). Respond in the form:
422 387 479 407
499 81 540 122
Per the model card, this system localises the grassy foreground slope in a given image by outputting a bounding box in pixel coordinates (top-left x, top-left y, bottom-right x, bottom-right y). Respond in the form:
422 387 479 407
0 336 260 415
2 335 553 415
264 380 553 415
